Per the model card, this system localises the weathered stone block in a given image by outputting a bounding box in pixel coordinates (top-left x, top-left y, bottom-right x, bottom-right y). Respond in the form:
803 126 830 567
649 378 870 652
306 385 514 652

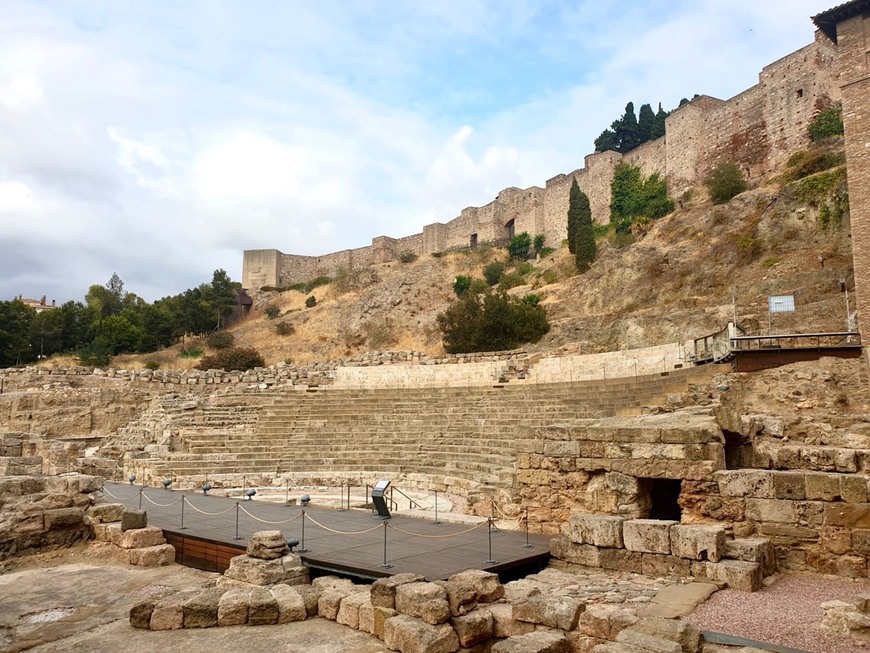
724 538 776 576
841 476 870 503
129 543 175 567
490 631 570 653
183 588 226 628
336 591 370 629
599 547 643 573
118 526 165 549
853 529 870 555
805 473 841 501
383 614 460 653
485 603 536 638
825 503 870 528
821 526 853 555
744 498 796 524
567 513 625 548
715 470 774 498
129 600 155 629
247 530 290 560
370 573 426 608
395 582 450 625
121 509 147 531
577 605 639 640
451 610 494 647
772 471 806 500
87 503 125 524
318 588 352 621
615 627 682 653
623 520 676 554
718 560 762 592
223 555 286 586
43 507 84 529
629 616 701 653
669 524 726 561
292 584 321 617
373 606 397 640
550 538 601 567
217 589 250 626
641 553 691 577
151 591 198 631
248 587 279 625
358 601 375 635
271 585 307 624
448 569 504 603
512 592 584 630
435 579 477 617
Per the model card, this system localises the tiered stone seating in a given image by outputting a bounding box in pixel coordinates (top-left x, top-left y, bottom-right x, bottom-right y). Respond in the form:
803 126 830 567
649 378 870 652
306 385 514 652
130 367 718 493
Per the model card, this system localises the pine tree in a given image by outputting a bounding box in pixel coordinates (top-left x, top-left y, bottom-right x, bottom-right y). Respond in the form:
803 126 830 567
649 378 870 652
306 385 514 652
567 178 582 254
574 186 595 272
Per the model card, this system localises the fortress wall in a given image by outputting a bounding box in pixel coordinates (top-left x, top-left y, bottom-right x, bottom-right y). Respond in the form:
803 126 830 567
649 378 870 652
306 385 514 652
245 38 841 288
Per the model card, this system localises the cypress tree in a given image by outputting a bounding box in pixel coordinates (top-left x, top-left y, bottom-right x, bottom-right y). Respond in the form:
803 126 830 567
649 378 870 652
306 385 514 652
567 178 582 254
638 103 655 144
651 103 668 139
574 188 596 272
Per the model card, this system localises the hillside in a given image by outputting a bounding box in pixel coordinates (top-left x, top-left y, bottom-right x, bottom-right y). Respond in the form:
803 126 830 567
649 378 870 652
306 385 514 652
110 141 853 370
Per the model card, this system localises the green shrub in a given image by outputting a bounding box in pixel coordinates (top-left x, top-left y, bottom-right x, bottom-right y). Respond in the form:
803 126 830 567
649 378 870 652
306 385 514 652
469 278 489 295
515 262 534 276
508 232 532 260
145 360 160 370
197 347 265 371
533 234 545 252
522 293 542 307
364 318 396 349
180 348 203 359
783 150 845 182
498 273 526 291
483 261 506 286
704 162 747 205
610 163 674 232
264 304 280 319
808 104 844 141
537 246 555 258
398 250 417 263
275 322 294 336
305 296 317 308
436 289 549 353
207 331 235 349
453 275 472 296
77 339 112 367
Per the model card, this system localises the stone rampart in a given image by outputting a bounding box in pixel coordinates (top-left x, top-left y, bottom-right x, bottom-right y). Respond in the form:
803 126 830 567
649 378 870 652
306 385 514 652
243 36 838 290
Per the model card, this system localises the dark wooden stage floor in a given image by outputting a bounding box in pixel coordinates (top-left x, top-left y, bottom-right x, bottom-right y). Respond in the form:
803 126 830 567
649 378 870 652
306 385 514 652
101 483 551 581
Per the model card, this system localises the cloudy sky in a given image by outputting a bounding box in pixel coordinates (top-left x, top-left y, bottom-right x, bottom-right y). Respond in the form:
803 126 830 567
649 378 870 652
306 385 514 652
1 0 834 304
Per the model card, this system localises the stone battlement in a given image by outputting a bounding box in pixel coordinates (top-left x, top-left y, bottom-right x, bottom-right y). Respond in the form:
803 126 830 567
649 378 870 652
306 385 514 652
242 35 838 290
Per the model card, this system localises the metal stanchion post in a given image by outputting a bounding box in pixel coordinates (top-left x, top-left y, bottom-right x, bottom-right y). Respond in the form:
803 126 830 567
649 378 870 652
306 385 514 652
138 488 143 510
233 502 242 540
297 511 309 553
285 479 289 506
522 508 533 548
180 496 187 530
485 518 498 565
377 522 393 569
434 491 441 525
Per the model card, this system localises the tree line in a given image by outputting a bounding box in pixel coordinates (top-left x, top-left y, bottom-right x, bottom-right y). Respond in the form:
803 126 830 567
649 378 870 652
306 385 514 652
0 270 241 367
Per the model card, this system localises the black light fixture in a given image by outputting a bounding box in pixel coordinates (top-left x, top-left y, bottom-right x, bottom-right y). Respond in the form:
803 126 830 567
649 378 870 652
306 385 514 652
245 488 257 501
162 478 172 489
287 538 300 552
128 474 136 485
300 494 310 507
202 482 213 495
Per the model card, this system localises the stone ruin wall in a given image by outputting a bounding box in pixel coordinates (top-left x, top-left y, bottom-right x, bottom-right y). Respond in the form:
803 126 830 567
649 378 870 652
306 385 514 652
243 36 839 291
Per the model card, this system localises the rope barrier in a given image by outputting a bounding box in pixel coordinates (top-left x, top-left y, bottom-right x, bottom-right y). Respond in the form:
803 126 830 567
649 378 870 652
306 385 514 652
238 505 304 525
182 499 238 516
140 492 184 508
303 513 383 536
386 520 488 539
100 486 139 501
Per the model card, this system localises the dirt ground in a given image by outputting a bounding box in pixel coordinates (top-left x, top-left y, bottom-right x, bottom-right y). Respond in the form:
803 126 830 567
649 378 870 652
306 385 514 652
0 546 387 653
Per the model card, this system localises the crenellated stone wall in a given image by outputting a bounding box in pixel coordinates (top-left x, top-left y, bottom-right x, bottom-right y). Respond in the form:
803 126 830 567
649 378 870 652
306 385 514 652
243 34 839 290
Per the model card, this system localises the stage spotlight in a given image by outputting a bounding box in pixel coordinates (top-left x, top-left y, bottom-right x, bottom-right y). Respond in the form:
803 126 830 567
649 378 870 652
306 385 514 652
245 488 257 501
128 474 136 485
162 478 172 489
202 482 213 495
287 538 300 552
300 494 310 506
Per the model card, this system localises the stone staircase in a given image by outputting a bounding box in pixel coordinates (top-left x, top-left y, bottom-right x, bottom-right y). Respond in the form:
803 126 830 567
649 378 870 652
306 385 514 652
127 367 718 493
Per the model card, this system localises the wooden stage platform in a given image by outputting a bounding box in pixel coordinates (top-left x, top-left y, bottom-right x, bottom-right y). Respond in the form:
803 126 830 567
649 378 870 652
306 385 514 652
101 483 552 581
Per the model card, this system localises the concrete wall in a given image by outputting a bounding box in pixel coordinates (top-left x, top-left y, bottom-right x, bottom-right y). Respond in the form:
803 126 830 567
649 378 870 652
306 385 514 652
242 37 838 291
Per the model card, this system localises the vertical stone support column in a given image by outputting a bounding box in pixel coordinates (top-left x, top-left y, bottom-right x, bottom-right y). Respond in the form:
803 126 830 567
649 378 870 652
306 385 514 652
835 13 870 367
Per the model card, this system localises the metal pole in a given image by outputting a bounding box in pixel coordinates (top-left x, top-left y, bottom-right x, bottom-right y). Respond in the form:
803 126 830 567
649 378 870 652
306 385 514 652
233 502 242 540
522 508 533 548
378 521 393 569
285 479 289 506
298 511 309 552
180 496 187 530
434 491 441 525
485 518 498 564
138 488 143 510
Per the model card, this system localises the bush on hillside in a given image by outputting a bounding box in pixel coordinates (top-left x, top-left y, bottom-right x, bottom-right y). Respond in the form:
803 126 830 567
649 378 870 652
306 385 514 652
305 296 317 308
704 162 747 205
453 275 472 296
197 347 265 371
808 104 844 141
398 250 418 263
264 304 280 319
483 261 506 286
207 331 235 349
508 232 532 260
436 289 549 353
275 322 294 336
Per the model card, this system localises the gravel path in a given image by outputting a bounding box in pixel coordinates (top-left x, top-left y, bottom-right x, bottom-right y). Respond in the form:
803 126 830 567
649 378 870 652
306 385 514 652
686 573 870 653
